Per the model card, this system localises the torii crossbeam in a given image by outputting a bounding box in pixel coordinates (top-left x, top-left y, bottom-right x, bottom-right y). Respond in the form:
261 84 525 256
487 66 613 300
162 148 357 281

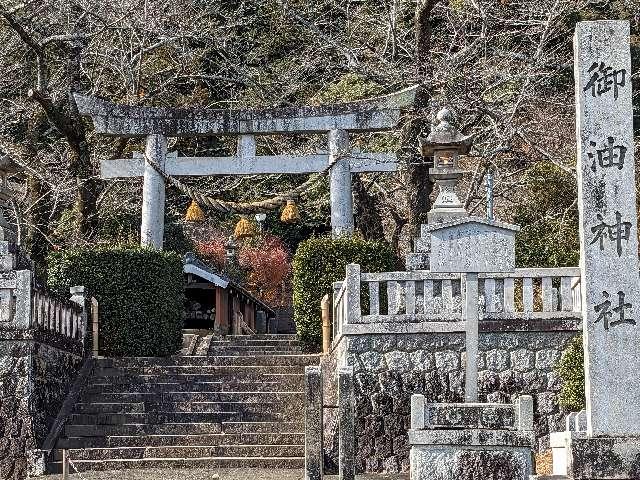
74 86 417 248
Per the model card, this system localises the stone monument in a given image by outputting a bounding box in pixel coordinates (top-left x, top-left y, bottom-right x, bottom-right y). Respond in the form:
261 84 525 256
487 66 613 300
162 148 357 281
407 109 520 273
538 20 640 480
410 395 535 480
407 110 536 479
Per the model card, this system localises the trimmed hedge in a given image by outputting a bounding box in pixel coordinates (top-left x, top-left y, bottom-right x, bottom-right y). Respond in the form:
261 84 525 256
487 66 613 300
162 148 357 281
555 335 585 412
293 236 396 345
48 246 184 357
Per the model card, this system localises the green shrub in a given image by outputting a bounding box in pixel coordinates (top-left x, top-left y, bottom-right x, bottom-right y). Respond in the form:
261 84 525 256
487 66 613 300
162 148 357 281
514 163 580 268
293 236 397 345
48 246 185 357
555 335 585 412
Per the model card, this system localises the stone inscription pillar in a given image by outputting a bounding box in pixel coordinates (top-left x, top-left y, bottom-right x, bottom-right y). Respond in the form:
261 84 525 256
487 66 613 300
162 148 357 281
141 134 167 249
574 20 640 436
329 129 354 237
305 365 323 480
338 366 355 480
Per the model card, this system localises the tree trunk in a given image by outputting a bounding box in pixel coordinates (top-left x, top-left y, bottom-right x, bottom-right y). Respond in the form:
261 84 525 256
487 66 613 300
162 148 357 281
24 174 51 266
353 174 385 240
401 0 439 245
67 38 100 237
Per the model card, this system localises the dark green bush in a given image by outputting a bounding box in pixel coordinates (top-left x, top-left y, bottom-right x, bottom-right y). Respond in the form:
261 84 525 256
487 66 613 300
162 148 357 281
555 335 585 412
48 246 184 357
293 236 396 345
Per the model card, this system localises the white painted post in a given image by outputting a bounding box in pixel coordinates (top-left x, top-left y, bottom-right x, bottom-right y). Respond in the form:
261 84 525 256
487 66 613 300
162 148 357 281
141 134 167 249
575 21 640 436
329 129 354 236
463 273 479 402
62 449 69 480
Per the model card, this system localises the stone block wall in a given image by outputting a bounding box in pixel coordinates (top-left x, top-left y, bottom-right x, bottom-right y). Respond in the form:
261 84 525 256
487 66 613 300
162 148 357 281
477 331 576 451
322 325 579 473
0 338 83 479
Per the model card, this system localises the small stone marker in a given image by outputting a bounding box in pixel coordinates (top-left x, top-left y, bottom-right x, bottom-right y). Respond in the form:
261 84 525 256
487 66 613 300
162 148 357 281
338 366 355 480
305 366 323 480
574 20 640 436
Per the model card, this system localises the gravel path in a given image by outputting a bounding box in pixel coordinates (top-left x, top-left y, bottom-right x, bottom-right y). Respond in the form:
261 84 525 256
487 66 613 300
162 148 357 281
46 468 409 480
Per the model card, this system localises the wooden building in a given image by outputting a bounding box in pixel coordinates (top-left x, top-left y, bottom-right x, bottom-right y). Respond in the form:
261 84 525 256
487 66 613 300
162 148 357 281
183 254 274 334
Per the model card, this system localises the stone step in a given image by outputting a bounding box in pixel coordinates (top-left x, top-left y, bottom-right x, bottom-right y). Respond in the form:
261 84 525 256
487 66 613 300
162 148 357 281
66 411 290 425
204 349 307 356
94 365 303 376
529 476 568 480
90 373 304 384
73 400 301 415
209 338 301 346
57 432 304 449
52 444 304 461
97 355 319 368
209 349 305 354
208 344 304 351
215 334 299 341
84 391 304 405
48 456 304 472
221 421 303 434
65 423 225 437
64 421 304 439
85 379 303 394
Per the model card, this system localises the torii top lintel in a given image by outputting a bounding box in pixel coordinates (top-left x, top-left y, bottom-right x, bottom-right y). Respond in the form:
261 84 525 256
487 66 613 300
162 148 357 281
73 86 418 138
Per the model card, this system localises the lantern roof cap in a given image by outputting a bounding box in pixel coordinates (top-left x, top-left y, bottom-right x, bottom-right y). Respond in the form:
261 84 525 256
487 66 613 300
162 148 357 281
418 107 473 157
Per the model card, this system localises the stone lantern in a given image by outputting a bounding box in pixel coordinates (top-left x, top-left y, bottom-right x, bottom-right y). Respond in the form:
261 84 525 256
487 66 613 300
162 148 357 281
406 109 520 273
418 108 473 224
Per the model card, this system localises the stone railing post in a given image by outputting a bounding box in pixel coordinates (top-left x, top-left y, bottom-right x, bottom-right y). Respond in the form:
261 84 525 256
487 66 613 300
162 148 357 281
69 286 88 347
514 395 534 431
13 269 32 330
411 394 426 430
338 366 355 480
462 272 479 402
305 365 323 480
344 264 361 324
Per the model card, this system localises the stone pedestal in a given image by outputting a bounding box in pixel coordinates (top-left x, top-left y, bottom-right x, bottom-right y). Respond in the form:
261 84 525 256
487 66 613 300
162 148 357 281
409 396 535 480
548 431 640 479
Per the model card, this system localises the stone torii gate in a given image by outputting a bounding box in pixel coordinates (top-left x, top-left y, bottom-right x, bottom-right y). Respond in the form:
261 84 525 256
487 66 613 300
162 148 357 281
73 87 417 249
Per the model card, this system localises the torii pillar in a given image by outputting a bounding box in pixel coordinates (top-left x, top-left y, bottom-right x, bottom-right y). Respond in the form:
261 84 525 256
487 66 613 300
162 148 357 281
329 129 354 236
141 134 167 249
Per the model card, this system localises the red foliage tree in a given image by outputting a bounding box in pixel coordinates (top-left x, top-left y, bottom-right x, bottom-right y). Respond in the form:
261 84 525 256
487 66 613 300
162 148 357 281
238 235 292 307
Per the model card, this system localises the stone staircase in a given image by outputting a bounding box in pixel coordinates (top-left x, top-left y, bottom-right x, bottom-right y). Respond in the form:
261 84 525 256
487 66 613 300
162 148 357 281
49 334 318 473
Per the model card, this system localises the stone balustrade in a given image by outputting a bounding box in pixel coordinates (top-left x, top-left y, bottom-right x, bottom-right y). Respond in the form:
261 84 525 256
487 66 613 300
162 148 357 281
332 264 582 343
479 267 582 319
30 285 87 344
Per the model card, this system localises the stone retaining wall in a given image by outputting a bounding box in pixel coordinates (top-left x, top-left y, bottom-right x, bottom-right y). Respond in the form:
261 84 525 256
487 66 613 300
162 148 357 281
0 339 83 479
322 322 579 473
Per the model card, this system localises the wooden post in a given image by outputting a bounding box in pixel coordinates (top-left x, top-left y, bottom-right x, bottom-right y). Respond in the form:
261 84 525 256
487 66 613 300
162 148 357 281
215 287 230 335
321 294 331 353
91 297 99 358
